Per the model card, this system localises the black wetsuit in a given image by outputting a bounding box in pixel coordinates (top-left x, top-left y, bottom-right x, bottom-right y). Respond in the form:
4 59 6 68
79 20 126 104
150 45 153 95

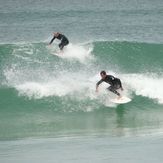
49 33 69 50
96 75 122 96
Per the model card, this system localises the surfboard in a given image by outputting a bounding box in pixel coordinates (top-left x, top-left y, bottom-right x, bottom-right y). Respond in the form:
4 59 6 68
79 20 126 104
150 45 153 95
51 51 64 58
110 96 131 104
47 45 63 57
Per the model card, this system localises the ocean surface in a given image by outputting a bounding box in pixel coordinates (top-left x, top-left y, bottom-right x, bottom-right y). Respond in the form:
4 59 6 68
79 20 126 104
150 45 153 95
1 0 163 162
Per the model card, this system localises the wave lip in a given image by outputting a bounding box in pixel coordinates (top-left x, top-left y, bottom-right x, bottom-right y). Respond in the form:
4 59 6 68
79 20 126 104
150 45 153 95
123 73 163 104
1 41 163 105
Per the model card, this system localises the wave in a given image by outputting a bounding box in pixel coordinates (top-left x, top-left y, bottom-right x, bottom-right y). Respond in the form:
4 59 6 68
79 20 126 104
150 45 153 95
0 41 163 108
93 41 163 73
1 40 163 140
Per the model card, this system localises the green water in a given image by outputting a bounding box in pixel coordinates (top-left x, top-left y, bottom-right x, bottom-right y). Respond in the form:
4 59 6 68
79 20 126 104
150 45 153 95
0 41 163 141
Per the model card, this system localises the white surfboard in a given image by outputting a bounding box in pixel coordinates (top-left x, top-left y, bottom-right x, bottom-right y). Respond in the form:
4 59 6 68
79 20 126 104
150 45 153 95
110 96 131 104
47 45 63 57
51 52 67 59
52 51 63 57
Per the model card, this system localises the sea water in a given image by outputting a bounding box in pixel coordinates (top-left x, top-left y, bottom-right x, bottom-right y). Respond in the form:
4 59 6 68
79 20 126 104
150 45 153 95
1 0 163 162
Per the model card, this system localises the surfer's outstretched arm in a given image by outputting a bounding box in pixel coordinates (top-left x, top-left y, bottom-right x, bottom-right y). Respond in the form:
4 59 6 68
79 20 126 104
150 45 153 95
96 85 99 93
96 79 103 92
49 36 55 45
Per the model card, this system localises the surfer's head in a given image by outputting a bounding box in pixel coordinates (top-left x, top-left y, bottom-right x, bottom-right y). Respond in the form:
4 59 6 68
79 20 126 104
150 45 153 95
53 32 59 37
100 70 106 79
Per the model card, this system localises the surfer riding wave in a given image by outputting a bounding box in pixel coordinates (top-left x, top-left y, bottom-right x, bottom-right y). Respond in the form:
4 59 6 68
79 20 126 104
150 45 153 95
96 70 123 99
49 32 69 51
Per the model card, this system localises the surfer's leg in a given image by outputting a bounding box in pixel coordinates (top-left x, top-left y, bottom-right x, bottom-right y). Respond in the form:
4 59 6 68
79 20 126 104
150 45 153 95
59 43 64 50
108 86 121 96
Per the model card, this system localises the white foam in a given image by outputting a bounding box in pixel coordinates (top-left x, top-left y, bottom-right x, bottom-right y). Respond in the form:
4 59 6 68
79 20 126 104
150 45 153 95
4 51 163 105
12 72 163 105
16 82 68 98
14 73 95 99
48 43 94 63
122 73 163 104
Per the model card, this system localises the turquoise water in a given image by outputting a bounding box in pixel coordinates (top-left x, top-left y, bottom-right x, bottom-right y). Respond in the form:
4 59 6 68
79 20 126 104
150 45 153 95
1 0 163 162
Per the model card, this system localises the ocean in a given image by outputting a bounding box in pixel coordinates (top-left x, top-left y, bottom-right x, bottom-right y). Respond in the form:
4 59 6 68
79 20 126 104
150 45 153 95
1 0 163 162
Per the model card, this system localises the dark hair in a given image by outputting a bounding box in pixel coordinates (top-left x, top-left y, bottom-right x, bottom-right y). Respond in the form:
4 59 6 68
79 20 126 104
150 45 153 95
100 70 106 75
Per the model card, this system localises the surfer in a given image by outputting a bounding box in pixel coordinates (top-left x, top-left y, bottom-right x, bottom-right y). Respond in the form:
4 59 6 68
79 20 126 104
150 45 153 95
49 32 69 50
96 70 123 99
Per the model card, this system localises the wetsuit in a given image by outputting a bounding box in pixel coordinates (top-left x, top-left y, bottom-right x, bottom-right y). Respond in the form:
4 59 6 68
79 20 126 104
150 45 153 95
96 75 122 96
49 33 69 50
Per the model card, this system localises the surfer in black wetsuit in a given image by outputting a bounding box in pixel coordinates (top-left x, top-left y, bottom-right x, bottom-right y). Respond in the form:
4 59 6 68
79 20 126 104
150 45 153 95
96 70 123 98
49 32 69 50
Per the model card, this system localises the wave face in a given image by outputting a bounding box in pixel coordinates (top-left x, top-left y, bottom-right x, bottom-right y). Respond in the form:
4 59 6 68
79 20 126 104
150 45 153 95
0 41 163 140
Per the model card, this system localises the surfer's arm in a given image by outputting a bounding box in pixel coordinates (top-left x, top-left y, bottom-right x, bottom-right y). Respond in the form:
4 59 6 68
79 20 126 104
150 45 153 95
96 79 103 92
49 36 56 45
